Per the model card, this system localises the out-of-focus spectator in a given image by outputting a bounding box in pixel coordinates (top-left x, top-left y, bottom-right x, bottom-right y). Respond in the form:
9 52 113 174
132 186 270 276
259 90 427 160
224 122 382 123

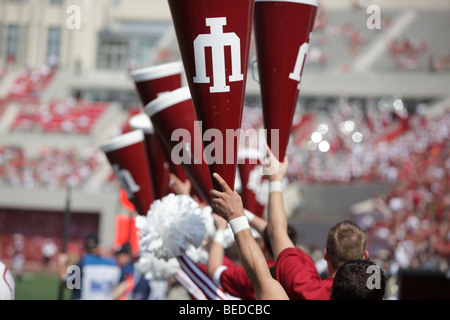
0 261 15 300
59 234 121 300
7 65 56 104
41 238 58 269
9 234 25 282
429 52 450 73
0 145 103 189
290 105 449 187
279 99 449 278
10 98 107 134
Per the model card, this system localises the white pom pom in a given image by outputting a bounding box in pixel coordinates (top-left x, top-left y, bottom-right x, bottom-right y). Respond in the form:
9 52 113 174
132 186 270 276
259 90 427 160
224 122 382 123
220 224 261 249
185 245 209 265
134 252 180 280
222 224 235 249
202 206 216 239
185 206 216 264
137 194 207 260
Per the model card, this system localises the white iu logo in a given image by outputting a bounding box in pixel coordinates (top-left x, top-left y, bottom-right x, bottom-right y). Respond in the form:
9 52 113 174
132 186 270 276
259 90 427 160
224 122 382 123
289 33 312 90
112 164 140 198
193 17 243 93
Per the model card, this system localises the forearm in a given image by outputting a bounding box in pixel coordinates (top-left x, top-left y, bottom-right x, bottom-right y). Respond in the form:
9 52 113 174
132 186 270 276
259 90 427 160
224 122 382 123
267 182 294 260
245 209 267 235
206 231 225 278
209 172 288 299
58 254 69 283
234 227 288 300
110 281 128 300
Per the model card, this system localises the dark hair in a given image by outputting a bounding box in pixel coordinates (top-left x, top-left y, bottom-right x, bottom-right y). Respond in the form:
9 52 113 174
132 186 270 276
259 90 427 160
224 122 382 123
84 234 99 252
263 224 298 257
331 259 386 300
115 242 132 255
326 220 367 269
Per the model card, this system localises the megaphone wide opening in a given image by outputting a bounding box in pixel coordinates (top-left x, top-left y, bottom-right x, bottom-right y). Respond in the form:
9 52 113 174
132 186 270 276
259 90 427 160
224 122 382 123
129 61 184 83
100 129 145 153
145 86 192 118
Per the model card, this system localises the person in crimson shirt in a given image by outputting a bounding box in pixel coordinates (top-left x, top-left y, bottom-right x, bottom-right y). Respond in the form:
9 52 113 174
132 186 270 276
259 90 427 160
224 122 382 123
168 173 247 300
263 144 369 300
168 170 280 300
210 173 288 300
207 211 274 300
213 255 264 300
274 220 369 300
207 208 299 300
206 211 263 300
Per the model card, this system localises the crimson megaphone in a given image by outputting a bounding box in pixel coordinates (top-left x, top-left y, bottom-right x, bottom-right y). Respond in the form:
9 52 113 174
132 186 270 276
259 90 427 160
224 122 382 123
129 113 170 200
254 0 318 160
167 0 255 191
145 87 213 203
129 61 184 106
100 130 155 215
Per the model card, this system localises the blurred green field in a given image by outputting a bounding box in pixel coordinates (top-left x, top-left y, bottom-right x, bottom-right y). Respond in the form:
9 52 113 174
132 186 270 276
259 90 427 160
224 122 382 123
14 272 72 300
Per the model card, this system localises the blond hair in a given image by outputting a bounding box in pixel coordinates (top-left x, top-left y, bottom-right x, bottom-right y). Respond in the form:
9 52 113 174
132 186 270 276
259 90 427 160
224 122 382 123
326 220 367 269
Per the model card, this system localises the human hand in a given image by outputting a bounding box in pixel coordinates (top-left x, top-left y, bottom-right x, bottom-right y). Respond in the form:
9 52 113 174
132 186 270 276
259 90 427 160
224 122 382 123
212 212 228 230
210 173 245 222
261 144 289 182
169 173 191 195
58 253 69 266
192 195 208 209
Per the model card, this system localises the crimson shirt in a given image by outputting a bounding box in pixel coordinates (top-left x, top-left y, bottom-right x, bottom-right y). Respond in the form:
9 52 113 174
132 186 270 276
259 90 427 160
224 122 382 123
214 256 275 300
276 247 333 300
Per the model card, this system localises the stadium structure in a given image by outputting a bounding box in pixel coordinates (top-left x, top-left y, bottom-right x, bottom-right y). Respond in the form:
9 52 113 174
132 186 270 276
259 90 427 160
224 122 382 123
0 0 449 297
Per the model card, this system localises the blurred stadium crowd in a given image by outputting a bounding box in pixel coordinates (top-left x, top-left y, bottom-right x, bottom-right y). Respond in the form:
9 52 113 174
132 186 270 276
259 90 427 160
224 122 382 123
0 0 448 300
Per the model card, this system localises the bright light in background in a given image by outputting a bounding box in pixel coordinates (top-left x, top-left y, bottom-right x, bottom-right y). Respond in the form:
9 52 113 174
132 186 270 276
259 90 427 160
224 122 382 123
318 141 330 152
344 120 355 132
318 123 328 135
311 131 323 143
340 120 355 134
393 98 404 110
352 131 363 143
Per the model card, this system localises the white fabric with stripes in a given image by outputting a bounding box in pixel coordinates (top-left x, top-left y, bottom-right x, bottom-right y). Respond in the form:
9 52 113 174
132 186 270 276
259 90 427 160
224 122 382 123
176 254 240 300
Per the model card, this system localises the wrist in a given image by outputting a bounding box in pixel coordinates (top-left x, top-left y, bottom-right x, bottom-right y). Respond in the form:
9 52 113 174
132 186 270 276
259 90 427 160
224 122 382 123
229 216 250 235
269 180 283 193
244 209 255 222
268 176 283 182
226 208 246 223
213 229 225 244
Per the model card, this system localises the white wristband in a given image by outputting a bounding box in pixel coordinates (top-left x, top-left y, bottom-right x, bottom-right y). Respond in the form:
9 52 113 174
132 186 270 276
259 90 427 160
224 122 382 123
244 209 255 222
213 229 225 244
269 180 283 193
229 216 250 235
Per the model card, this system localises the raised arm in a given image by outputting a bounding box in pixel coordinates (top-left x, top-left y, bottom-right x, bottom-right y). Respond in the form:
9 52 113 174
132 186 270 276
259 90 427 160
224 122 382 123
169 173 192 196
244 209 267 236
263 145 295 261
206 213 228 279
210 173 288 300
